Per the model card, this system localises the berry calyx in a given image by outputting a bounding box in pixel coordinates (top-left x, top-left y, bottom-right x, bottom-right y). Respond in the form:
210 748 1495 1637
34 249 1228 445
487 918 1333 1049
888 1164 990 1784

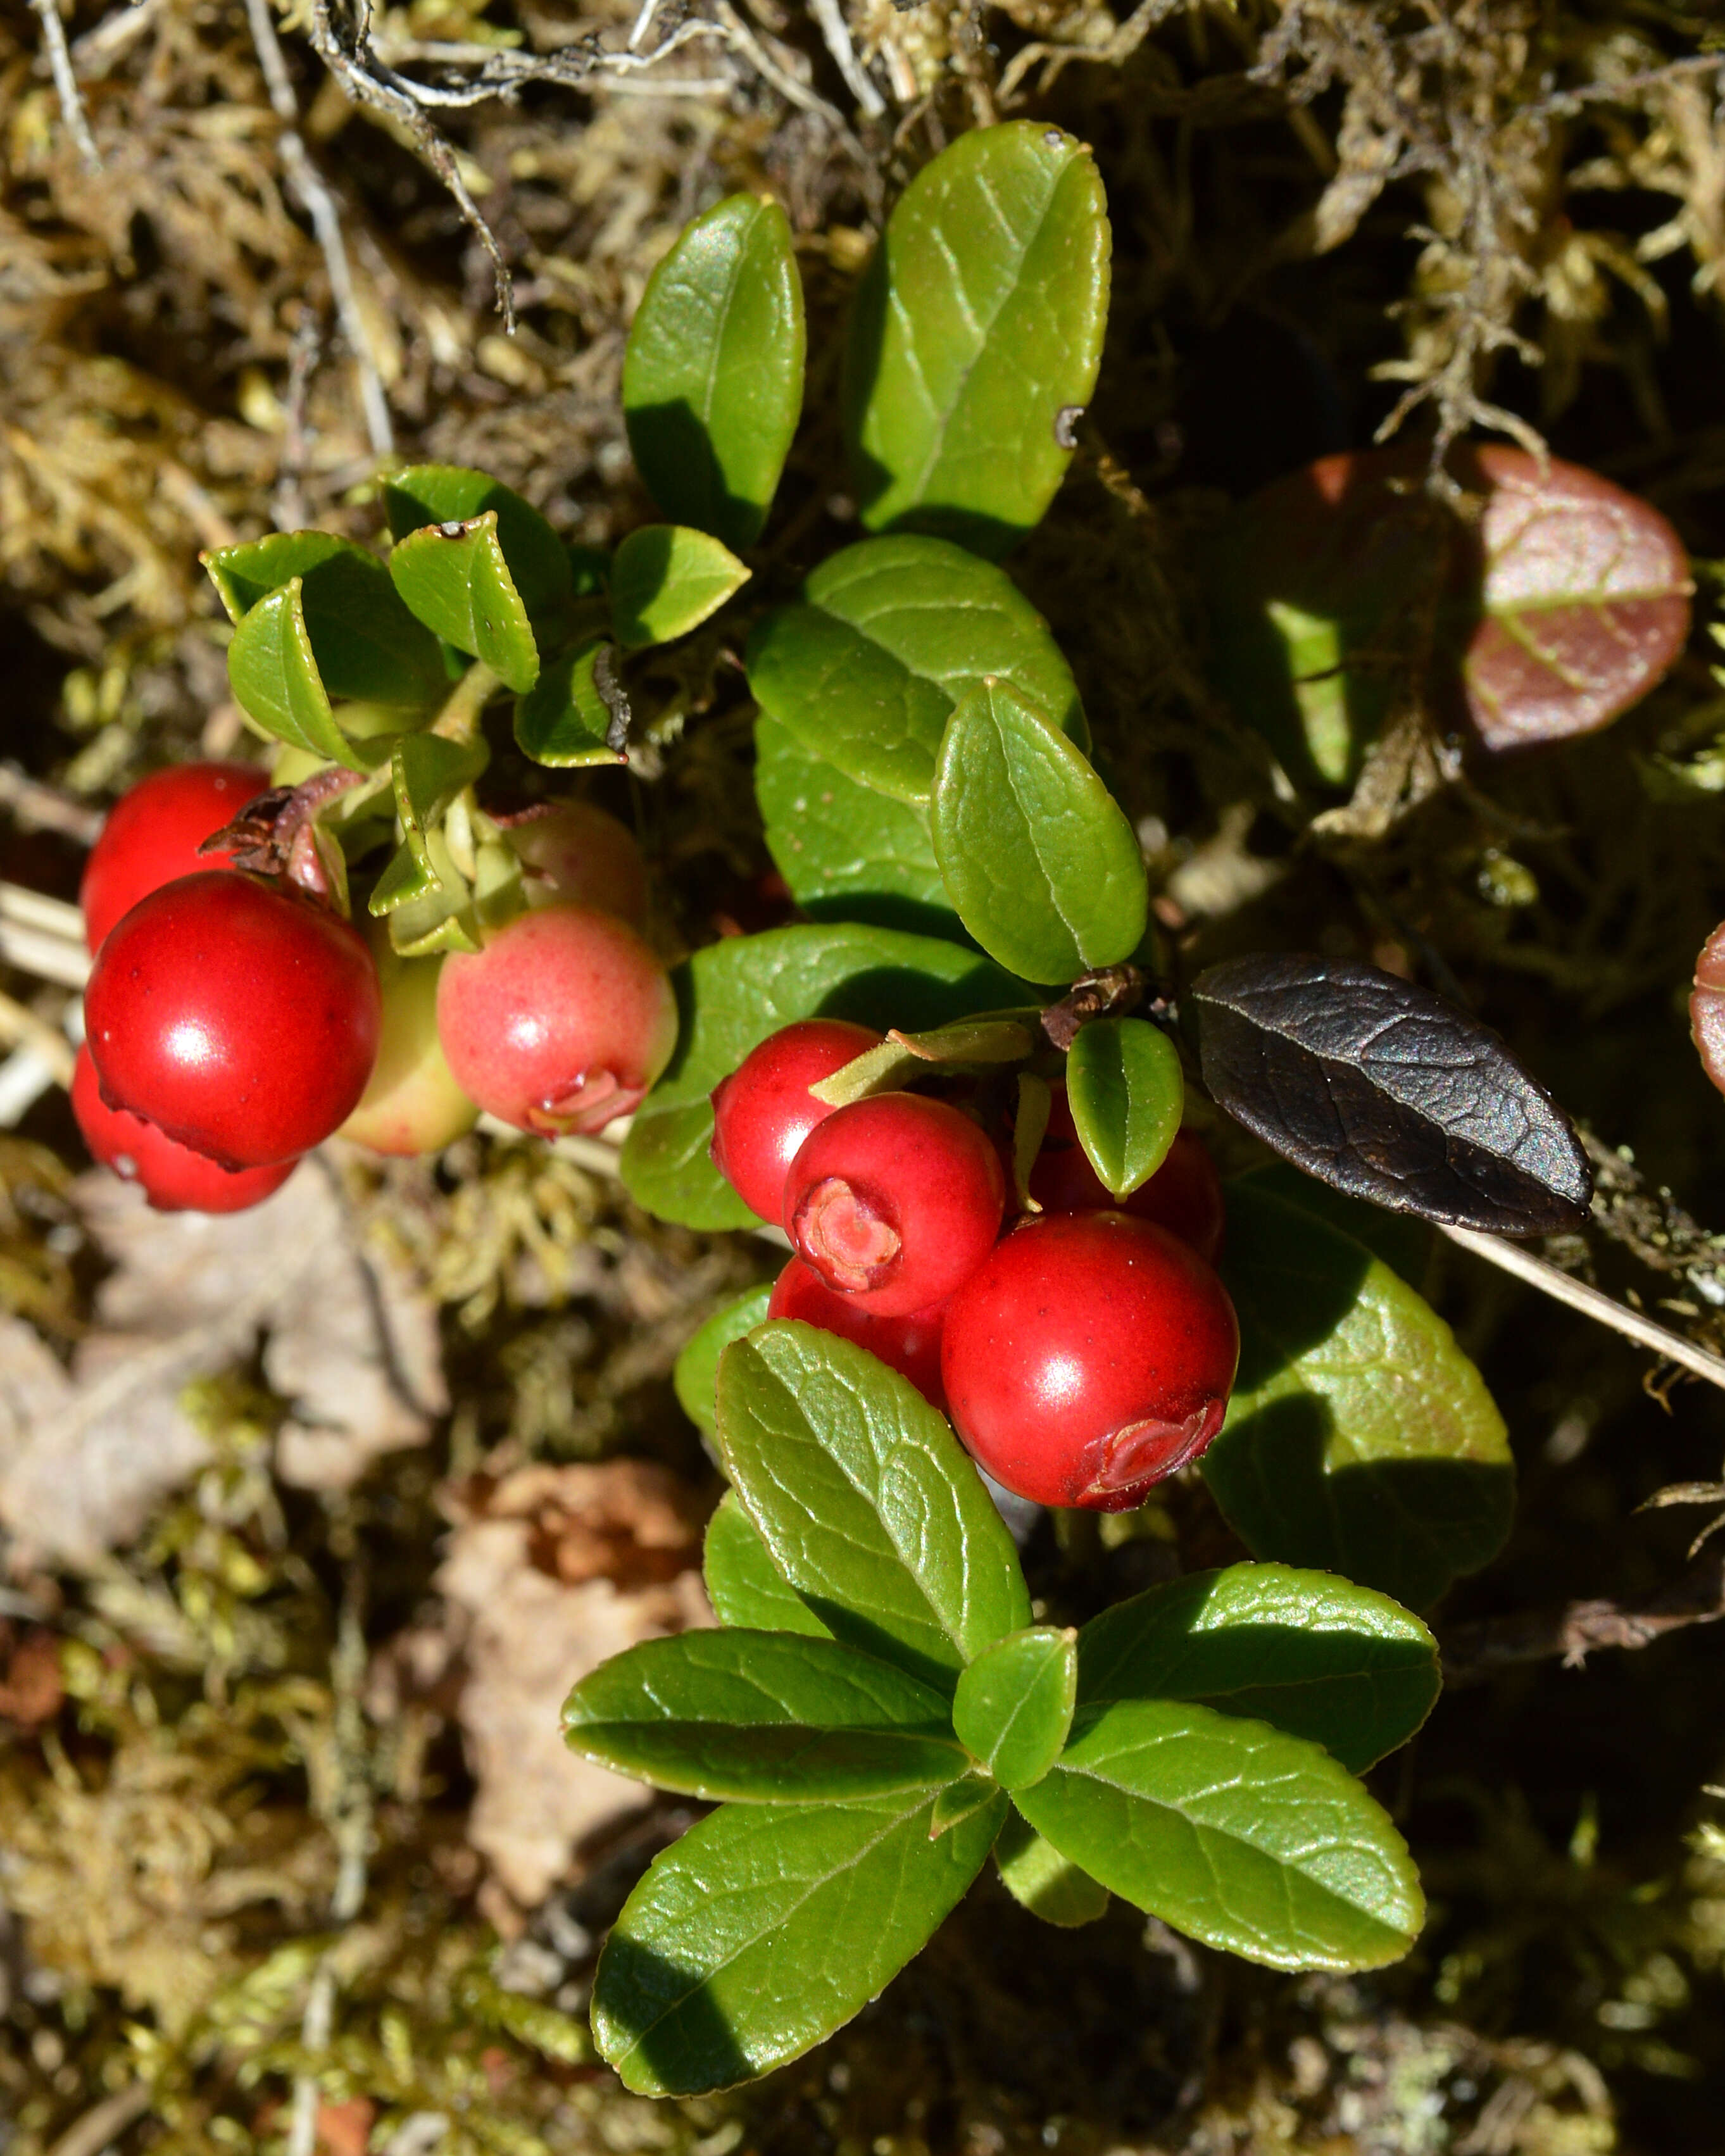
785 1091 1005 1318
338 932 479 1156
941 1212 1239 1512
709 1018 883 1221
436 903 677 1136
85 871 382 1169
80 761 265 951
500 800 650 932
1027 1090 1226 1262
72 1046 298 1213
768 1259 948 1412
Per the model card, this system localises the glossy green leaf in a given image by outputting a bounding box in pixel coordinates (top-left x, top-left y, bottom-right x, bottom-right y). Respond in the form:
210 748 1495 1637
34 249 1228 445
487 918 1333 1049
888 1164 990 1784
1076 1563 1440 1775
227 580 369 770
929 1774 1001 1839
675 1287 774 1437
593 1784 1005 2095
515 639 629 768
561 1630 964 1801
1238 1163 1432 1292
391 733 489 882
716 1322 1032 1691
204 530 365 622
931 679 1147 985
844 122 1110 556
383 464 572 624
994 1809 1108 1928
610 525 749 651
1203 1185 1515 1610
951 1626 1076 1791
746 536 1086 807
754 715 958 940
1015 1697 1424 1970
807 1016 1036 1108
389 512 540 693
619 921 1027 1230
1065 1017 1182 1198
624 192 806 551
703 1491 832 1639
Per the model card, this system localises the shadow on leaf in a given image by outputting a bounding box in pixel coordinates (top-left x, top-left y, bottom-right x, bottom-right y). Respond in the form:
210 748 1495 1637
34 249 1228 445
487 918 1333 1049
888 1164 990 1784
594 1930 752 2097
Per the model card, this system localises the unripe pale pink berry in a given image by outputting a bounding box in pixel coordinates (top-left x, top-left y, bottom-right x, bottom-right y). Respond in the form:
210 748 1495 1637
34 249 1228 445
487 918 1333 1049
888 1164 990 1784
436 902 677 1136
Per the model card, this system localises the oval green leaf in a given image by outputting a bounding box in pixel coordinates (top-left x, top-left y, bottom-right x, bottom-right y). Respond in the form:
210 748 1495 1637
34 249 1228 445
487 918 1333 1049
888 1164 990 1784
702 1491 832 1639
610 525 750 651
675 1286 774 1437
593 1784 1005 2096
227 579 369 770
391 733 489 882
515 639 629 768
994 1808 1109 1928
389 511 540 693
755 714 959 940
561 1630 964 1802
383 464 573 625
931 679 1147 985
1076 1562 1440 1775
624 192 806 552
951 1625 1076 1791
716 1321 1032 1693
619 921 1027 1230
1014 1696 1424 1971
844 122 1110 556
204 530 368 624
1203 1184 1515 1610
1064 1016 1182 1198
746 535 1086 806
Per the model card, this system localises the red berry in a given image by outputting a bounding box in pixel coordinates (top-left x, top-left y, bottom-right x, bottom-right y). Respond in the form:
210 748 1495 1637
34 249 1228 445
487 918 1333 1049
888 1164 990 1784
72 1045 297 1213
503 799 649 932
786 1091 1005 1319
85 872 382 1169
1693 922 1725 1098
80 761 265 952
338 931 478 1156
709 1019 882 1221
1027 1091 1226 1262
941 1213 1239 1512
436 902 677 1136
768 1258 948 1412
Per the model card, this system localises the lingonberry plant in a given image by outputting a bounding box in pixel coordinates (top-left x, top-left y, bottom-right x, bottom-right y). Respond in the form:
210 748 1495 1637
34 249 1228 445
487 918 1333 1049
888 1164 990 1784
72 114 1693 2102
551 119 1682 2097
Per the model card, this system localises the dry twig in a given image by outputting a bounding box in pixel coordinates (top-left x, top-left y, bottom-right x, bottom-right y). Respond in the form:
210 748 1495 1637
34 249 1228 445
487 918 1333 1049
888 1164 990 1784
30 0 100 173
1443 1548 1725 1686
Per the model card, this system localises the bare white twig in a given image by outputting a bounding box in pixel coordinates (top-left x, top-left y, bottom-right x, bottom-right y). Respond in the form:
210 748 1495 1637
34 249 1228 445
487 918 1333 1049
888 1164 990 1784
627 0 663 53
244 0 394 457
30 0 101 172
0 884 91 992
810 0 885 118
1440 1222 1725 1396
71 0 166 78
0 765 103 845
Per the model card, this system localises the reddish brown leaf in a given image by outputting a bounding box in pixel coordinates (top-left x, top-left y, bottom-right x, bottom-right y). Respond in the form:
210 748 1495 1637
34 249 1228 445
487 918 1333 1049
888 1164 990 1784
1691 922 1725 1100
1203 443 1692 782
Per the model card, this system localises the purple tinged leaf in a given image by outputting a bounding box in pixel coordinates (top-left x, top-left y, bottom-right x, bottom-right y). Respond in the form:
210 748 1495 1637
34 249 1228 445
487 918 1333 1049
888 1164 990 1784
1191 954 1591 1235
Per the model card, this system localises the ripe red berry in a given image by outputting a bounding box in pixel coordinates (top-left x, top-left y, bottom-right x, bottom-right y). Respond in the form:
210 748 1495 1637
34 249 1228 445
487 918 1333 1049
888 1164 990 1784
436 902 677 1136
339 932 478 1156
80 761 265 952
503 799 650 932
1027 1091 1226 1262
941 1213 1239 1512
85 872 382 1169
768 1258 948 1412
72 1045 298 1213
785 1091 1005 1319
709 1019 883 1220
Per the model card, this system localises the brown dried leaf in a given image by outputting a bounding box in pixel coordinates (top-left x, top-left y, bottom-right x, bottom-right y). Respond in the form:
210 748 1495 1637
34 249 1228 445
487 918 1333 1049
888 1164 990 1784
434 1462 713 1910
0 1165 444 1567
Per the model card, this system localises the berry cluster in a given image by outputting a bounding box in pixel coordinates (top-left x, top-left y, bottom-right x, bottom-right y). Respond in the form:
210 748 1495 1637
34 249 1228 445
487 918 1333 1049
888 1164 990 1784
709 1021 1241 1510
73 764 674 1213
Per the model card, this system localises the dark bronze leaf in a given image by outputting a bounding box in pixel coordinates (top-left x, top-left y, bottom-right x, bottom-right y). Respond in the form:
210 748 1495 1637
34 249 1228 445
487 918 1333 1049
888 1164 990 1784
1191 953 1592 1235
